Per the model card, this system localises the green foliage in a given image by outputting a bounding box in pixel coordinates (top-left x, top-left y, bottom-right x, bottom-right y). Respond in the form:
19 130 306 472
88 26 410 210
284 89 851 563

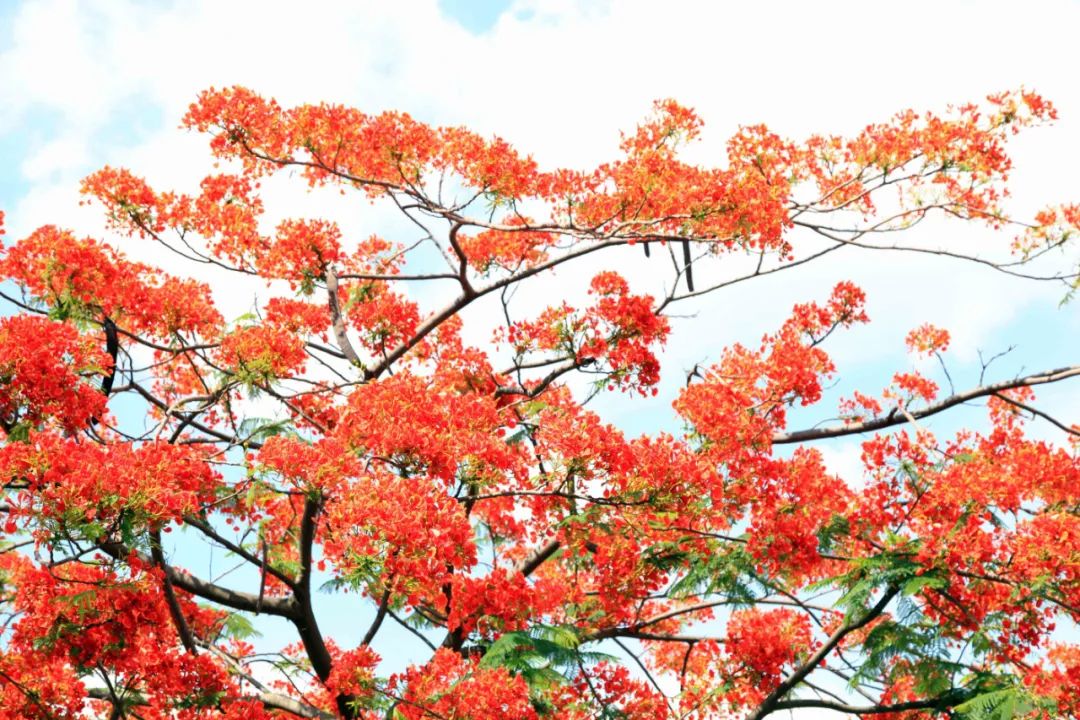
666 541 755 603
816 512 851 553
218 611 262 641
5 421 30 443
954 687 1035 720
237 416 298 443
480 624 614 710
901 573 947 596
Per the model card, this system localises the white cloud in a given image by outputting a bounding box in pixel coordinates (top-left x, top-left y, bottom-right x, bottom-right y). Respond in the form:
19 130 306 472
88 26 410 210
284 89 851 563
817 440 868 488
19 134 89 182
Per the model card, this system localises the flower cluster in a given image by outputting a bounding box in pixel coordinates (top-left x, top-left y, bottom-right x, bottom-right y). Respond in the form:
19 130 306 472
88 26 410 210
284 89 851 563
0 316 110 433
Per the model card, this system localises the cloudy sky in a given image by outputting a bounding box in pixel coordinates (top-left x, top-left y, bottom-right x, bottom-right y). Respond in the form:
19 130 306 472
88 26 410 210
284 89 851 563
2 0 1078 712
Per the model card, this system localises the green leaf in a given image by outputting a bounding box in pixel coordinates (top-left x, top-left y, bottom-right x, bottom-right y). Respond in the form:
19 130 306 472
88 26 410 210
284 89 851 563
901 574 947 596
220 612 262 641
954 688 1034 720
835 577 876 620
817 513 851 552
504 429 528 446
480 624 614 695
238 416 298 442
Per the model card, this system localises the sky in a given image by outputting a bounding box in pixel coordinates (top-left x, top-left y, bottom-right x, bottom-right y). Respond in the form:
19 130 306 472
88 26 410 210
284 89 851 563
1 0 1079 715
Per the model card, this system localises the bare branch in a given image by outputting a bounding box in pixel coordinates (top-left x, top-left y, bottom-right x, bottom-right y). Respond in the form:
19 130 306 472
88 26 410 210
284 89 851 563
992 392 1079 436
325 267 364 369
97 541 295 617
149 527 199 654
773 694 965 716
774 365 1080 444
516 539 560 577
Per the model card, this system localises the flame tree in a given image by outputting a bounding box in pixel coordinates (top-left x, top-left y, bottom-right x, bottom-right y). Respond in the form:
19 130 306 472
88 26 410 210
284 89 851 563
0 87 1077 719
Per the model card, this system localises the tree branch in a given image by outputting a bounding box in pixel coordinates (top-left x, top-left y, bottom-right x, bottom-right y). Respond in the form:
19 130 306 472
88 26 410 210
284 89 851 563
746 586 899 720
182 514 296 588
445 221 476 297
288 496 354 717
149 528 198 654
774 365 1080 444
87 685 334 719
100 316 119 397
992 392 1079 436
97 541 295 617
361 584 392 647
773 693 966 716
516 539 561 577
325 267 364 369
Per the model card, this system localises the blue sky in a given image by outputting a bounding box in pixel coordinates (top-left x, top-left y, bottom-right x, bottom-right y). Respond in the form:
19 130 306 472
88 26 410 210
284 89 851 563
440 0 514 33
2 0 1078 712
